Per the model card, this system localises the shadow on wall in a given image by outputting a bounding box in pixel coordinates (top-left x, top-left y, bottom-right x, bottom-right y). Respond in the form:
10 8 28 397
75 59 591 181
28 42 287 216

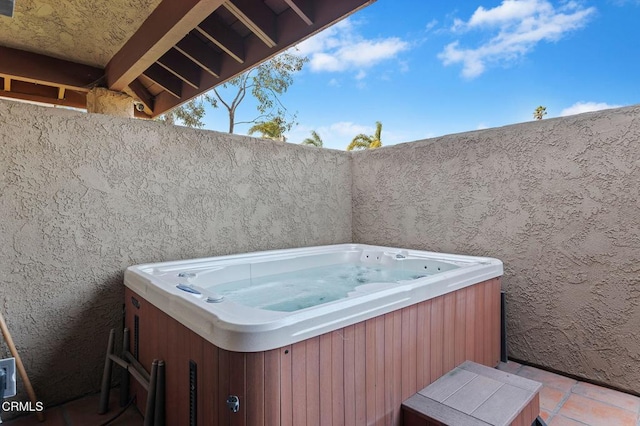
1 274 124 421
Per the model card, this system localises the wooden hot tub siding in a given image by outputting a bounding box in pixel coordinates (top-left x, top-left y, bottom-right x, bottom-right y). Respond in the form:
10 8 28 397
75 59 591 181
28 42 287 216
124 277 501 425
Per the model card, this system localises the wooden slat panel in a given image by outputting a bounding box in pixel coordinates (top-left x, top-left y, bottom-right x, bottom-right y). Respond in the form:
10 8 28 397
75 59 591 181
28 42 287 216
391 309 402 426
493 279 502 366
264 349 281 425
484 279 498 367
465 285 477 363
163 309 179 426
280 346 293 426
202 337 218 426
189 330 204 426
246 352 265 426
292 341 307 425
319 333 332 425
306 337 320 426
443 292 456 373
365 319 376 423
409 304 418 396
354 322 366 425
176 323 190 425
401 308 411 402
454 287 467 367
229 351 246 426
430 296 444 381
384 313 394 424
331 330 345 425
421 299 432 387
127 278 501 425
375 316 386 422
343 326 356 426
475 282 486 365
218 348 230 425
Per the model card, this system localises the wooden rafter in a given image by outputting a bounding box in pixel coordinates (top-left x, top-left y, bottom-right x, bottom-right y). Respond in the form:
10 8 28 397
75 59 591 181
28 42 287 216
106 0 225 92
175 33 222 77
0 81 86 109
196 13 245 63
283 0 313 26
224 0 277 47
157 48 201 89
153 0 375 116
143 64 183 99
0 46 103 90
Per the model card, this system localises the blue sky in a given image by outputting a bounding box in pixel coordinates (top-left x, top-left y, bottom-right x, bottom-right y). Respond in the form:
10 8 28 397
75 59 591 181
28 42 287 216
201 0 640 150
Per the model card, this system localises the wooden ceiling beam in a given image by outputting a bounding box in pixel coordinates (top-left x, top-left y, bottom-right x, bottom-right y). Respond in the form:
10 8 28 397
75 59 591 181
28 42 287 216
224 0 277 47
196 13 245 63
0 82 87 109
157 48 201 89
106 0 225 92
175 33 222 78
153 0 375 117
143 64 183 98
283 0 313 26
0 46 103 90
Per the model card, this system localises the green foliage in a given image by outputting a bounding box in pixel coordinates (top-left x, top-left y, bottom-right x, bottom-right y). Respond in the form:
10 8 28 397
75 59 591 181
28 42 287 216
533 106 547 120
248 117 286 141
212 52 308 133
346 121 383 151
157 98 206 128
301 130 323 147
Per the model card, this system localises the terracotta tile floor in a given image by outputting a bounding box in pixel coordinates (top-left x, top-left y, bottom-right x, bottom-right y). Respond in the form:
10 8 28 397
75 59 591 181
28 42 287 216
4 361 640 425
497 361 640 426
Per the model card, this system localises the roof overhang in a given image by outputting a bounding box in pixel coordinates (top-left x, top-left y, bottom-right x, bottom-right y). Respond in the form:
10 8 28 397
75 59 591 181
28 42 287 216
0 0 375 118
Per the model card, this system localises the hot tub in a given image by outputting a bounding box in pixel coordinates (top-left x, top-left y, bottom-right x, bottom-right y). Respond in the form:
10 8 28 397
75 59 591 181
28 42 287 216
123 244 503 425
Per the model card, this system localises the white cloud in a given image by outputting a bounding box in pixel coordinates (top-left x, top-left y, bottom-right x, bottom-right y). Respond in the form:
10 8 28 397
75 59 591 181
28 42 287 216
560 101 622 116
439 0 596 78
426 19 439 32
295 19 410 77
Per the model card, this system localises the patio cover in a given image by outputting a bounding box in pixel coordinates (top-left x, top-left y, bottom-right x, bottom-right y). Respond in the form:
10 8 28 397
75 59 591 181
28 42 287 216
0 0 374 117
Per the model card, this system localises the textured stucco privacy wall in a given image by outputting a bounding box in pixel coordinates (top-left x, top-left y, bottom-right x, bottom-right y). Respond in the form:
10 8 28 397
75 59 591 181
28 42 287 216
0 99 352 410
351 106 640 393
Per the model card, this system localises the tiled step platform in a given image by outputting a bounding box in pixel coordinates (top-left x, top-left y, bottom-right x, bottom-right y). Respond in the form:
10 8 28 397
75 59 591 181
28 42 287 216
403 360 542 426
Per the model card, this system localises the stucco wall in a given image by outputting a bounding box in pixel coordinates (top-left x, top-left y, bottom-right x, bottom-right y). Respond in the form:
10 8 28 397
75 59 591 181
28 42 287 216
352 106 640 393
0 99 352 410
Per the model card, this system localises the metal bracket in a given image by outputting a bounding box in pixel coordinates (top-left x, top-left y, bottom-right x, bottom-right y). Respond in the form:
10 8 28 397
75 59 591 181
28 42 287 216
226 395 239 413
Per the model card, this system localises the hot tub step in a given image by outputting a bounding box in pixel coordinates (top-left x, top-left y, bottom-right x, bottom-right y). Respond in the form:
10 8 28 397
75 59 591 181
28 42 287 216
402 361 543 426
